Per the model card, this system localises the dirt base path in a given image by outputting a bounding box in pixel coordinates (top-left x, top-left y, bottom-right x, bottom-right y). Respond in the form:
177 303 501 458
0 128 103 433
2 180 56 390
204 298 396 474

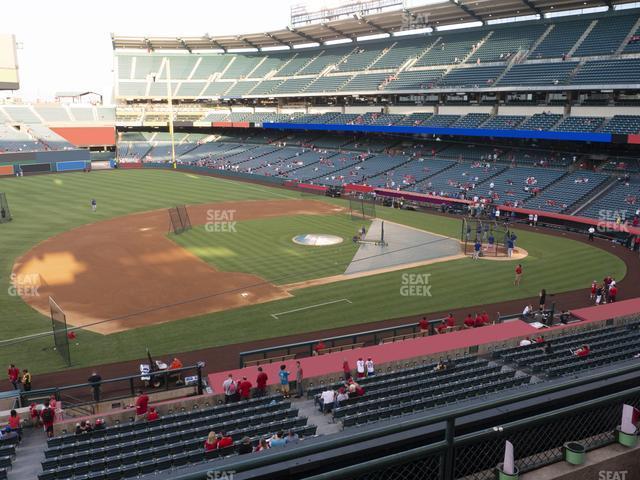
12 199 343 334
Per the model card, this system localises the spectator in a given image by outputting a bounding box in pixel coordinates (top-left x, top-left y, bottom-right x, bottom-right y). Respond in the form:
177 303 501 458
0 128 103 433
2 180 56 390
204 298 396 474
222 374 237 403
269 431 287 447
75 420 92 435
313 341 326 356
255 367 268 397
7 410 21 440
522 304 533 317
573 345 590 357
238 376 252 401
146 406 159 422
255 438 270 452
88 370 102 403
609 284 618 303
434 360 447 372
94 418 106 430
29 403 40 428
7 364 19 390
295 362 304 398
238 436 253 455
217 431 234 449
335 387 349 407
40 401 55 439
347 379 365 397
365 357 375 377
519 337 532 347
342 359 351 381
21 369 32 391
285 429 300 444
419 317 429 333
320 387 335 413
356 358 365 379
135 390 149 420
0 427 18 443
204 431 218 451
464 314 475 328
279 364 291 398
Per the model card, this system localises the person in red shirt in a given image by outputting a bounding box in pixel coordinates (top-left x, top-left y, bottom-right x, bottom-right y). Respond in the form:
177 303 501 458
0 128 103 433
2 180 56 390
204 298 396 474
609 285 618 303
464 314 475 328
445 313 455 329
7 364 19 390
514 264 523 286
474 313 484 328
146 407 159 422
135 391 149 419
574 345 590 357
419 317 429 333
238 377 252 400
217 431 234 449
313 341 326 356
481 311 490 325
342 359 351 381
204 431 218 451
255 367 268 397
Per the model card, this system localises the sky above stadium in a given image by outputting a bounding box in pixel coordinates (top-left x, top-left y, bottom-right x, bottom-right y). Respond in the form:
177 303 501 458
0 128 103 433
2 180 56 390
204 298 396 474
4 0 309 103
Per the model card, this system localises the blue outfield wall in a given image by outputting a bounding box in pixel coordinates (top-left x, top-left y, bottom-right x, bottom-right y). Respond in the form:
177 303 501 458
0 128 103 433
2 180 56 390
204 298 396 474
55 160 89 172
262 122 613 143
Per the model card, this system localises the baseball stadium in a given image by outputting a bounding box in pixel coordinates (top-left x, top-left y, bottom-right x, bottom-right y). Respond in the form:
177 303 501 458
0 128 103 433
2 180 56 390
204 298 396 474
1 1 640 478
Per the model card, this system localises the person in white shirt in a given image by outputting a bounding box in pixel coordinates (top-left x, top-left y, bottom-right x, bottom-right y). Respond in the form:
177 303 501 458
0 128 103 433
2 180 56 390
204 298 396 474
519 338 532 347
356 358 365 378
533 214 538 227
588 226 595 241
522 304 533 317
335 387 349 407
365 358 375 377
319 388 335 413
528 214 534 226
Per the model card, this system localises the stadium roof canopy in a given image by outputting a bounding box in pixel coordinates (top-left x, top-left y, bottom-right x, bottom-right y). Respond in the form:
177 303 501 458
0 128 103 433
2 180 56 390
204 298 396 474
112 0 632 52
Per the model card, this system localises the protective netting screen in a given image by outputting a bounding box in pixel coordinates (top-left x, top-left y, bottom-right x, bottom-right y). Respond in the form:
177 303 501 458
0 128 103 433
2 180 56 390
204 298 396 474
0 192 11 223
49 296 71 367
168 205 192 234
349 193 377 220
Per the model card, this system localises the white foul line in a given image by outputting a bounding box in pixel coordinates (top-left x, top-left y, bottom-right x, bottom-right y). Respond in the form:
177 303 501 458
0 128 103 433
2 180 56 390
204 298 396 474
271 298 352 319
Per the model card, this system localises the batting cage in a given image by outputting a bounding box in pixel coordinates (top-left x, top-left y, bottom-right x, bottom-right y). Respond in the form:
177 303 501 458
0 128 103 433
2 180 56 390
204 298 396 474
349 193 377 220
49 296 71 367
168 205 192 234
461 217 511 257
0 192 11 223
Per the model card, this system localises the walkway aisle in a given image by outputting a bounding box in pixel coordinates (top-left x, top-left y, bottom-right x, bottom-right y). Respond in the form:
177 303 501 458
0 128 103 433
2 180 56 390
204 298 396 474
7 427 47 480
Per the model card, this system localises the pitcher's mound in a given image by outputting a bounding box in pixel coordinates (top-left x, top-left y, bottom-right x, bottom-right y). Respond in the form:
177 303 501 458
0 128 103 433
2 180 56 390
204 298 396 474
293 234 344 246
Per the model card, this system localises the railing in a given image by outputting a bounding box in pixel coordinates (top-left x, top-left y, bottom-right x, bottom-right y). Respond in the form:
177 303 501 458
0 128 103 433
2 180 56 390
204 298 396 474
239 320 443 367
155 362 640 480
18 364 204 409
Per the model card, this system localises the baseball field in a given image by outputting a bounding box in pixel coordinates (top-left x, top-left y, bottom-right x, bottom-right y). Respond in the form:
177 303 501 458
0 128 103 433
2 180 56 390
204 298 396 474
0 169 627 374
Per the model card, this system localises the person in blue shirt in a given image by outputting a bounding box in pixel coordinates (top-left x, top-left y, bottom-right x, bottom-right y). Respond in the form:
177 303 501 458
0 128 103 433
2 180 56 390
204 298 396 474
473 240 482 260
507 237 515 257
90 199 97 212
279 364 290 398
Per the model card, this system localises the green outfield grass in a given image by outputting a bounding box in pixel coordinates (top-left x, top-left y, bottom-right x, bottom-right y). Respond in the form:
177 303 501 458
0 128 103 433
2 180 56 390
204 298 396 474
0 169 627 374
171 214 370 284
